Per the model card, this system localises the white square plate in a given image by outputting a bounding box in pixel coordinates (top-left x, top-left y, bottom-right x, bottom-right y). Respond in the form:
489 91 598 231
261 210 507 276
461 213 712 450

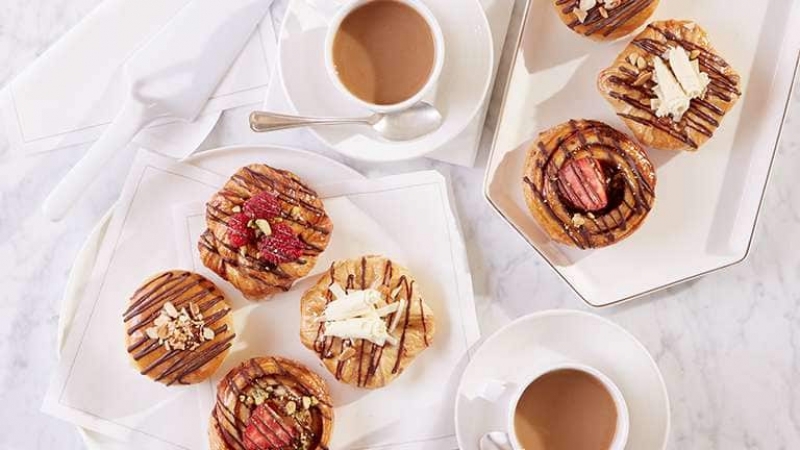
484 0 800 307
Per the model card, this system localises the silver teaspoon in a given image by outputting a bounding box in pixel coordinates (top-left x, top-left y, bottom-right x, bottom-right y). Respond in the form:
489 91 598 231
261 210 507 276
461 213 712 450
249 102 443 141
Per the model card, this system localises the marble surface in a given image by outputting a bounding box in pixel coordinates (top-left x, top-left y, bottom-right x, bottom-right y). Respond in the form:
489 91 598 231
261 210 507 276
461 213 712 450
1 1 800 449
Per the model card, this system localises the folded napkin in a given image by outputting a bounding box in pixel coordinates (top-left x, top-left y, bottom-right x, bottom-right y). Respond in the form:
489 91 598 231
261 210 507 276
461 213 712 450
0 0 278 159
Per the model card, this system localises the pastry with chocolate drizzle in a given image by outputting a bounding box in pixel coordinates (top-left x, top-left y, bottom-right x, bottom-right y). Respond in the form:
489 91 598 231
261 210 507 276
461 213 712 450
553 0 659 41
124 270 235 385
299 255 436 389
209 357 333 450
523 120 657 249
200 164 333 301
598 20 742 151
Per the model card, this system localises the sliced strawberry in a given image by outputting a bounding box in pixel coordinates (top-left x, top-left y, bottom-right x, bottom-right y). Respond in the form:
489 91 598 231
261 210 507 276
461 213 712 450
244 191 282 220
257 223 305 265
243 404 298 450
227 213 255 248
557 157 609 212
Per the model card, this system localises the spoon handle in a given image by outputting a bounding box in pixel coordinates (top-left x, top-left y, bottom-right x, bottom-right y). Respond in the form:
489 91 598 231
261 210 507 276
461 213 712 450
249 111 373 132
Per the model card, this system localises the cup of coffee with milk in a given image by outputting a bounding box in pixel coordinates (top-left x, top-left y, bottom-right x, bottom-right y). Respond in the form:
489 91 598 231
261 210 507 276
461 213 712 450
482 362 629 450
324 0 445 113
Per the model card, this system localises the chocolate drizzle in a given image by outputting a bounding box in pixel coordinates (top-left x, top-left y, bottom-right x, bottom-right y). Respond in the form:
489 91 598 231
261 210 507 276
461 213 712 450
123 271 234 385
600 21 742 149
555 0 657 38
210 357 333 450
306 256 433 388
523 120 657 249
199 164 333 300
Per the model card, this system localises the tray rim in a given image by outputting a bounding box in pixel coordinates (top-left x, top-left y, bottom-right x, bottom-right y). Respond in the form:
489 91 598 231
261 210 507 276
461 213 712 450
481 0 800 308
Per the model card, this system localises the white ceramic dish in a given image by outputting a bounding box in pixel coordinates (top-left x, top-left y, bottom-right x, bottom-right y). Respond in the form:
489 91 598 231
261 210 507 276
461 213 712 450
455 310 670 450
56 145 363 450
484 0 800 307
278 0 494 162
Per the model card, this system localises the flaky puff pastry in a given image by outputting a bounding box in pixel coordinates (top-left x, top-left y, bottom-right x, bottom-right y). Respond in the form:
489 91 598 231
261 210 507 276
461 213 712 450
598 20 742 151
123 271 235 385
209 357 333 450
200 164 333 301
300 256 436 389
553 0 659 41
523 120 657 249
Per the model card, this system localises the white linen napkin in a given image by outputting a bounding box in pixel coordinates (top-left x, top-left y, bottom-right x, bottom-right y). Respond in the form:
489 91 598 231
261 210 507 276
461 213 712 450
0 0 278 159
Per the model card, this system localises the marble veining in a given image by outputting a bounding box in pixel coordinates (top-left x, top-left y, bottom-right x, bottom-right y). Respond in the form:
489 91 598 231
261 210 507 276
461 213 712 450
1 0 800 449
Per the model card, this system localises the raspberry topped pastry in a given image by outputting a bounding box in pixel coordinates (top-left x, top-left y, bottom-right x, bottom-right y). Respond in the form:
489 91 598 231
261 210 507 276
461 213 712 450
300 256 436 389
553 0 659 41
522 120 657 249
199 165 333 301
123 271 235 385
208 357 333 450
598 20 742 151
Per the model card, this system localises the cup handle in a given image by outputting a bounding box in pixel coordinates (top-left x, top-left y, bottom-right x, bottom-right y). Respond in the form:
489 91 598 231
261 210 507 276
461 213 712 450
479 432 514 450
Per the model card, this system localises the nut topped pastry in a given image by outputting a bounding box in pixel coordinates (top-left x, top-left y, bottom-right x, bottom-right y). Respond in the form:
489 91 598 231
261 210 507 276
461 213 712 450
123 271 235 385
200 164 333 301
523 120 657 249
598 20 742 151
553 0 659 41
300 256 436 389
209 357 333 450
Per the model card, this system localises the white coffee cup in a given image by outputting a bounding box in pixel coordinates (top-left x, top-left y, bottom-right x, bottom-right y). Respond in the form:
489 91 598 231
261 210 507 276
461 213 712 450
486 362 629 450
323 0 446 113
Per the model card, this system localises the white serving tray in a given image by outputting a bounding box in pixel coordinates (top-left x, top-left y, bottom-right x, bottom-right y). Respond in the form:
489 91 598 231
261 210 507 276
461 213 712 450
484 0 800 307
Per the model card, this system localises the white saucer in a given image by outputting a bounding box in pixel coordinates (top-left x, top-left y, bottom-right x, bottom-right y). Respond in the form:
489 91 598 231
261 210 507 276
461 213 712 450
277 0 494 162
455 310 670 449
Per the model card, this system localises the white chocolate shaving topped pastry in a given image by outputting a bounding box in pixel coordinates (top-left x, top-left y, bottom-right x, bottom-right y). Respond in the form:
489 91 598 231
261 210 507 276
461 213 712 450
299 256 436 389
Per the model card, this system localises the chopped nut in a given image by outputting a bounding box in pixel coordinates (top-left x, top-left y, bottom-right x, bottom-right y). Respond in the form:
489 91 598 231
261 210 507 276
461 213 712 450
145 327 159 340
627 53 639 65
621 63 639 75
574 8 588 23
636 56 647 70
632 71 652 86
598 6 608 18
203 327 216 341
571 214 587 228
604 0 620 8
239 247 247 257
232 205 242 213
156 325 170 339
164 302 179 318
690 49 701 60
189 302 201 319
291 206 301 217
302 396 312 410
285 401 297 415
255 219 272 236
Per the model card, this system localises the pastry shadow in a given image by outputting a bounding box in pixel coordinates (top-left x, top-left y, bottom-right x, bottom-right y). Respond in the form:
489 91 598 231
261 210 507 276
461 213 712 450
489 138 592 267
210 277 369 408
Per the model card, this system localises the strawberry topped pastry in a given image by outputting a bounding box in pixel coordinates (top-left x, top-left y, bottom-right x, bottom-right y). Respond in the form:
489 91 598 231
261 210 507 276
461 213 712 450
208 357 333 450
199 165 333 300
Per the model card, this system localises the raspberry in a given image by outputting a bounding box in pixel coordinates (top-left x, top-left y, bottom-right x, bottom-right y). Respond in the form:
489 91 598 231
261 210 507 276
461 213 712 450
243 404 297 450
227 213 255 248
244 191 282 220
258 223 305 265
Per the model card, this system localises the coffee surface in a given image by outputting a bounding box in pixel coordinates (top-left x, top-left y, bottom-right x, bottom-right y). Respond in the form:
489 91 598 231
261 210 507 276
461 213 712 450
514 369 618 450
332 0 435 105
